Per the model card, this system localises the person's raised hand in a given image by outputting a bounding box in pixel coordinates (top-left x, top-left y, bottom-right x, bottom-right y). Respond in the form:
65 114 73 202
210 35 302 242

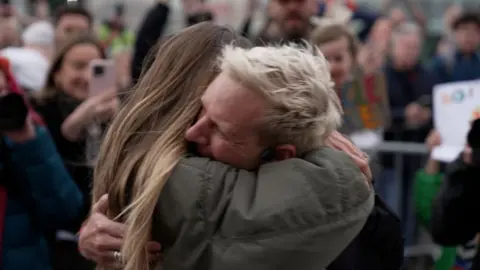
425 129 441 152
76 89 119 125
61 89 119 141
463 145 473 165
424 129 442 174
89 90 119 123
326 131 373 183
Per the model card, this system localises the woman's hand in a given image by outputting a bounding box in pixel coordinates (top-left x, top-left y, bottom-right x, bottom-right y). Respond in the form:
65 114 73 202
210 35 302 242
79 90 119 124
61 90 119 141
78 195 162 268
326 131 373 183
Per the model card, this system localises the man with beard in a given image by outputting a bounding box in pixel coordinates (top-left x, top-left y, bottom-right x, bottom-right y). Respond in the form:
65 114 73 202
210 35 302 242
257 0 317 44
53 4 92 49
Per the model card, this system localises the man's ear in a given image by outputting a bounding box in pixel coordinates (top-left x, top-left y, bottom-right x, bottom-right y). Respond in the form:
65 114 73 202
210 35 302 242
273 144 297 161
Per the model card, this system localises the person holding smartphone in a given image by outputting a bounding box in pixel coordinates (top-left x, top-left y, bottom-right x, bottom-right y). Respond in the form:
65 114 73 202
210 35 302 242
32 35 119 270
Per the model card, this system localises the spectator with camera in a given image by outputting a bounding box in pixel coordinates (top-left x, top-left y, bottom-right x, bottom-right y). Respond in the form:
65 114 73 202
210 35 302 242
430 118 480 270
0 56 83 270
32 35 119 270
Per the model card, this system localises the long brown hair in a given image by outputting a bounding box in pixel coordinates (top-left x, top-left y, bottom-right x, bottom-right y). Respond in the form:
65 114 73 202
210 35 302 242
92 22 251 270
35 35 106 102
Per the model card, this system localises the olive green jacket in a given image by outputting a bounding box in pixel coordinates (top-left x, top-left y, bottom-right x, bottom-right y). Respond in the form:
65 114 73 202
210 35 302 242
153 147 374 270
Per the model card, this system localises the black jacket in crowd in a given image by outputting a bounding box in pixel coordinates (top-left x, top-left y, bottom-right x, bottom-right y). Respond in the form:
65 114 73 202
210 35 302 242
431 155 480 270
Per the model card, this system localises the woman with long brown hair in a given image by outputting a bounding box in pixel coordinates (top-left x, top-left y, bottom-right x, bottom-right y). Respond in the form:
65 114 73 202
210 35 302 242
33 35 118 270
92 22 253 269
90 22 373 270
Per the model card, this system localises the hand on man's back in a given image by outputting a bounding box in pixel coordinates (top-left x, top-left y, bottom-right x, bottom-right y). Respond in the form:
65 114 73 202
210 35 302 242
326 131 373 184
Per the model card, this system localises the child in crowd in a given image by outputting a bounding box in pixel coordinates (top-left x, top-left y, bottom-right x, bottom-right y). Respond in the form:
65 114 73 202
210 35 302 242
311 22 359 94
430 11 480 83
310 23 385 144
310 22 384 182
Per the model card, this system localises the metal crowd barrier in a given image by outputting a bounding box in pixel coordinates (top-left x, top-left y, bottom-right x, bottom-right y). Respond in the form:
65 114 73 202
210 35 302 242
359 141 440 262
360 141 429 211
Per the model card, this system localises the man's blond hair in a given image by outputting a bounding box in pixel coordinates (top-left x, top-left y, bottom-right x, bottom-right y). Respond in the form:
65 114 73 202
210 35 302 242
219 44 343 155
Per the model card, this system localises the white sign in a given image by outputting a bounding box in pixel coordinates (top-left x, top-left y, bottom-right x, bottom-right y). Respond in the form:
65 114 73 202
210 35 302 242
432 79 480 162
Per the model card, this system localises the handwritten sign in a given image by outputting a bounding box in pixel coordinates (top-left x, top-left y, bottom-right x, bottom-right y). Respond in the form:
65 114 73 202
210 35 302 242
432 79 480 162
340 72 390 133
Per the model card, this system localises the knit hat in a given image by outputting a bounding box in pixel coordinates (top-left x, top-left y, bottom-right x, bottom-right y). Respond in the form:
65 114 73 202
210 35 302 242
21 20 54 46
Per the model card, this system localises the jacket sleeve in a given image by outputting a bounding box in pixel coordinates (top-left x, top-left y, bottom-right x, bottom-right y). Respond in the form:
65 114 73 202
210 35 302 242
131 2 170 83
155 148 374 270
430 155 480 245
414 170 443 227
5 126 83 229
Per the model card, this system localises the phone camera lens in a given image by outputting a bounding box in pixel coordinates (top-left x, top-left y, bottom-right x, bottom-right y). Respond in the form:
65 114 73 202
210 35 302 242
93 66 105 77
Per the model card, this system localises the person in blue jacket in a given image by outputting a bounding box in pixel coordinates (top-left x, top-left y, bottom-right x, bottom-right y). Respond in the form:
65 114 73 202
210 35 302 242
0 57 83 270
430 12 480 83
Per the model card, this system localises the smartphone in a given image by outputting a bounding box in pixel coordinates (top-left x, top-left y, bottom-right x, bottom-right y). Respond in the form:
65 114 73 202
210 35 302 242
88 59 116 97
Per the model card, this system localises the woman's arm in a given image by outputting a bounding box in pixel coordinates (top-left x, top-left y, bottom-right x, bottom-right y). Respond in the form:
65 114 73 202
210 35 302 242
61 105 90 141
5 126 83 229
131 1 170 83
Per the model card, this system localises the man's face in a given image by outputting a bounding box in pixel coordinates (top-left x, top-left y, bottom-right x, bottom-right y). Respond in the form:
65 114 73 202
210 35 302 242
455 23 480 54
391 33 421 70
269 0 316 40
55 14 90 47
185 72 268 170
